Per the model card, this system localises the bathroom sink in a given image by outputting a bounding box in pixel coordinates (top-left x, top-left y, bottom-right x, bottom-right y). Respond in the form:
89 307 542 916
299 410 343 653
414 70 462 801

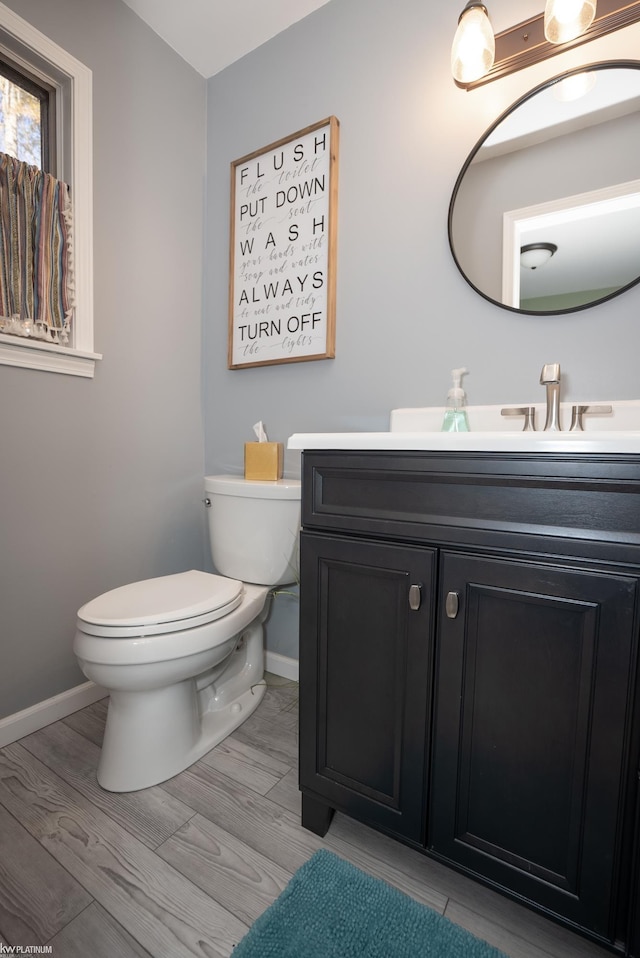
287 401 640 454
390 400 640 433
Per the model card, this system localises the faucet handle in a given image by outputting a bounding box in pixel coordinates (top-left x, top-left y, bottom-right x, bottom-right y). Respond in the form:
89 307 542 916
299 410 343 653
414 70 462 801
569 404 613 432
540 363 561 384
501 406 536 431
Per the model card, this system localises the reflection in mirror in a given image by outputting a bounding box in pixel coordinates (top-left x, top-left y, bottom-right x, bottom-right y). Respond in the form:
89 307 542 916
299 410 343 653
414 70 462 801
449 62 640 315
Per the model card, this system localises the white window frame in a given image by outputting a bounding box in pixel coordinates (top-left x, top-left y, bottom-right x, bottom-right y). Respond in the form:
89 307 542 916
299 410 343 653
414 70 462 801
0 2 99 378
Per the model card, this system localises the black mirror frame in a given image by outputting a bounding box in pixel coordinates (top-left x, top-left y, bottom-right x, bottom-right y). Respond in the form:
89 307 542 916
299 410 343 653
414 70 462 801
448 60 640 317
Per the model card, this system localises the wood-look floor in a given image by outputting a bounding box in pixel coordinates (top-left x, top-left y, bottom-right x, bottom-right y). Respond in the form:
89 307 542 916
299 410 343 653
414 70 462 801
0 674 614 958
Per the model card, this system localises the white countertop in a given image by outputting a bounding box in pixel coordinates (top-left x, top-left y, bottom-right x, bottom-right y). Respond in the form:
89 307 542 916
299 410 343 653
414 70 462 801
287 430 640 454
288 400 640 455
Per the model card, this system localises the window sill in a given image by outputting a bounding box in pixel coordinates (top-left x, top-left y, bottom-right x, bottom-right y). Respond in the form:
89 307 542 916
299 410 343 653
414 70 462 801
0 332 101 377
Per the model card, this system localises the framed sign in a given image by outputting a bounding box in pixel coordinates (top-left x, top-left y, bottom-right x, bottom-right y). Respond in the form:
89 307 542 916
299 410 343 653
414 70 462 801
228 116 339 369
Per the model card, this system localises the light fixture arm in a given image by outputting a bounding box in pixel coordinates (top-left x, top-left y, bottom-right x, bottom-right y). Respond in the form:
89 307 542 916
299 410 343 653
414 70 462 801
456 0 640 90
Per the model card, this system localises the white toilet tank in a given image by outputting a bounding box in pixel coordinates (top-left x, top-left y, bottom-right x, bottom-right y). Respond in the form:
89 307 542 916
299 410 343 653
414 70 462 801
204 475 301 586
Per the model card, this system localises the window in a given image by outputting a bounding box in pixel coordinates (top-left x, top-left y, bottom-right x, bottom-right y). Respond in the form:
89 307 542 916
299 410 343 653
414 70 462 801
0 54 52 170
0 2 98 378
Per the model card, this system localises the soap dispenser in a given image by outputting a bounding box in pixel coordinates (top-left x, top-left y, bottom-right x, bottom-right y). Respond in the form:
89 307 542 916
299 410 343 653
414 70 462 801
441 367 470 432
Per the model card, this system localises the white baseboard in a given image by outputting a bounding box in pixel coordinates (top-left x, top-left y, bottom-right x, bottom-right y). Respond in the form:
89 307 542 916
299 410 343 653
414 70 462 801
0 680 106 748
265 651 299 682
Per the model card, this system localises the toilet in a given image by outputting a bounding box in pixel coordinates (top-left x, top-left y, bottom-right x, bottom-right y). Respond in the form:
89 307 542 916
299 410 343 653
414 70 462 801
73 475 301 792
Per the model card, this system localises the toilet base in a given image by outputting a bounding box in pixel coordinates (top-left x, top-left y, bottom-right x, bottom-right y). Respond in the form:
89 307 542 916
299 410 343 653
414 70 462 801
97 680 266 792
95 611 269 792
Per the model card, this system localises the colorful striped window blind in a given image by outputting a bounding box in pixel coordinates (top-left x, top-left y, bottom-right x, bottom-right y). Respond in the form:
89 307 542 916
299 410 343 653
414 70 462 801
0 151 74 344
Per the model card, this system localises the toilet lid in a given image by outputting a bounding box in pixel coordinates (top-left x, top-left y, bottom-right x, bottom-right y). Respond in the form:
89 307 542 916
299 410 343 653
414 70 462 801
77 570 243 629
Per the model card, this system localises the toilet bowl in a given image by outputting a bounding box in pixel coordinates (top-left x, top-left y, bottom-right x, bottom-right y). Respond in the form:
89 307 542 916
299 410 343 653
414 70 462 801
74 475 301 792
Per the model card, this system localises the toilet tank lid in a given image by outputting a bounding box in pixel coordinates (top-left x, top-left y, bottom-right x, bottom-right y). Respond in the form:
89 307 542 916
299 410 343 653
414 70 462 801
77 570 243 627
205 475 301 499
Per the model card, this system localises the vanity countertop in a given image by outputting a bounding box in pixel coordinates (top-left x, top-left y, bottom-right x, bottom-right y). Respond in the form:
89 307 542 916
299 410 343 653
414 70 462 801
287 430 640 454
289 400 640 454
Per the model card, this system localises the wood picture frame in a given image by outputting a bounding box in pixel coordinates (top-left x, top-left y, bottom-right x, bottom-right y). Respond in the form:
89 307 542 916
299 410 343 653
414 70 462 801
228 116 339 369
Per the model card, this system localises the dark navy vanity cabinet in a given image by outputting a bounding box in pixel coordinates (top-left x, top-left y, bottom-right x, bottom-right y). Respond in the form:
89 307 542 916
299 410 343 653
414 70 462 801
298 450 640 954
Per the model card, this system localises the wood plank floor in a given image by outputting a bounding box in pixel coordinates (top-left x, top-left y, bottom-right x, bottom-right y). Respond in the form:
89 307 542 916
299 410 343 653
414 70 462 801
0 675 614 958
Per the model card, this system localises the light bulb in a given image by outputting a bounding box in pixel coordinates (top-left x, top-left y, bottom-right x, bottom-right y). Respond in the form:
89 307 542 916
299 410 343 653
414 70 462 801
451 3 495 84
544 0 597 44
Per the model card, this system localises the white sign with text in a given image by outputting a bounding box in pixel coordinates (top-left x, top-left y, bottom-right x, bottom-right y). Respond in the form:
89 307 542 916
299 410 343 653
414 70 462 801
228 117 338 369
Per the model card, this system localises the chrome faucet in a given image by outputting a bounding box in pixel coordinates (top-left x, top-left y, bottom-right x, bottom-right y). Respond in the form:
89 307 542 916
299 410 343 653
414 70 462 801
540 363 561 431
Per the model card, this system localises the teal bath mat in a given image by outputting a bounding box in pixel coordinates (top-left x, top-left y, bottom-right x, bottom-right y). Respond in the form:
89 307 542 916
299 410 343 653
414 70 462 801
232 848 508 957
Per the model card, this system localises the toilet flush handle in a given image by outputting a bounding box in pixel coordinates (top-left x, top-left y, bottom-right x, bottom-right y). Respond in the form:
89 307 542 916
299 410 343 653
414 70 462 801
203 498 212 507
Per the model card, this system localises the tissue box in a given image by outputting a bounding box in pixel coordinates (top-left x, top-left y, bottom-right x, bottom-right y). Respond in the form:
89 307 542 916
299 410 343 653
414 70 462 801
244 442 284 481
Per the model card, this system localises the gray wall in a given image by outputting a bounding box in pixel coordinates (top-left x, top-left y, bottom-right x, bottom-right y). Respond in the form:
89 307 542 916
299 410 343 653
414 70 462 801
0 0 206 719
203 0 640 659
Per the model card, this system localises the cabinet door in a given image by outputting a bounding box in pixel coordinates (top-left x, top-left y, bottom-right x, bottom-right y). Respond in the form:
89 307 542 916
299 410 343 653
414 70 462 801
299 532 436 842
628 805 640 957
430 552 637 940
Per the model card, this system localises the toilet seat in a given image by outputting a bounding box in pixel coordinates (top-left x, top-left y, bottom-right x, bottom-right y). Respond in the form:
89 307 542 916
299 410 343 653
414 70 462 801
76 570 244 638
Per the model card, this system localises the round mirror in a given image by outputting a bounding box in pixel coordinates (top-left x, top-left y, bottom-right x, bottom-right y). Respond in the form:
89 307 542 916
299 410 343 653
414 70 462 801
448 61 640 315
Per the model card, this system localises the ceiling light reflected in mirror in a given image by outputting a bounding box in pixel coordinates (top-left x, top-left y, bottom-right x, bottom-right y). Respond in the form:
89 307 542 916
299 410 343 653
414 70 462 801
521 242 558 269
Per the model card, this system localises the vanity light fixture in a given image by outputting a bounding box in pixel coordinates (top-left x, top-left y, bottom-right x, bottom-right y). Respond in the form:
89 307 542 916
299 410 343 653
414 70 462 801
453 0 640 89
520 242 558 269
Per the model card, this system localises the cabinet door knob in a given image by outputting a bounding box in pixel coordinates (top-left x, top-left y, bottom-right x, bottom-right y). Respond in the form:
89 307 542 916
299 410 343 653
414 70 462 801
409 584 422 611
445 591 459 618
